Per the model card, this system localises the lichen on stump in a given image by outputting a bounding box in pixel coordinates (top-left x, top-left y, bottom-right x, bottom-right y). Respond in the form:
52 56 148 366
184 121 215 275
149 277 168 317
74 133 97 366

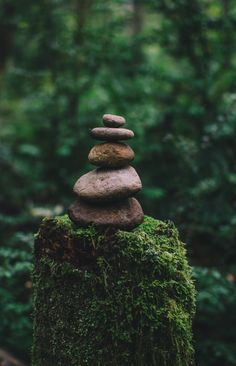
32 215 195 366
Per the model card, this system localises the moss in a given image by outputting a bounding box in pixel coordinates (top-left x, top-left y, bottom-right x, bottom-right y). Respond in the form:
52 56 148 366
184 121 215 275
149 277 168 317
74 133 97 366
32 215 196 366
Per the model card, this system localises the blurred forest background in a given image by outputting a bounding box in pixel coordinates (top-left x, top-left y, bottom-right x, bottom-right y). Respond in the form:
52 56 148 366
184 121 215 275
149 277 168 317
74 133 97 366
0 0 236 365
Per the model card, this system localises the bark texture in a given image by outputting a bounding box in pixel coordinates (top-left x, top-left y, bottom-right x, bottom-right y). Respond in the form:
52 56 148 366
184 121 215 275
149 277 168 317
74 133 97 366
32 215 195 366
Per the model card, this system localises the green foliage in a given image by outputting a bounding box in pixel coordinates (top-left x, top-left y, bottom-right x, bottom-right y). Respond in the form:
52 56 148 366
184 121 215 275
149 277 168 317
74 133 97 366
194 267 236 366
1 0 236 364
0 232 33 362
1 0 236 263
32 215 195 366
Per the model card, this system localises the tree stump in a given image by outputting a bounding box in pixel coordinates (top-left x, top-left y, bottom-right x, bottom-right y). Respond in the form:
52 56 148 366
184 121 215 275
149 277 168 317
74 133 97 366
32 215 195 366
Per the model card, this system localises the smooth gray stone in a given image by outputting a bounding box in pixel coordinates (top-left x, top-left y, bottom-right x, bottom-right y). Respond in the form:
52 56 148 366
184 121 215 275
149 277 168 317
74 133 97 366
103 114 125 128
68 197 144 230
73 166 142 203
90 127 134 141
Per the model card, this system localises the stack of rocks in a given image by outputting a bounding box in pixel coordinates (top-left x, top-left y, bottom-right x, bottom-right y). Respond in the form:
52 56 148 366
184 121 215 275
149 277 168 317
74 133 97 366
68 114 144 230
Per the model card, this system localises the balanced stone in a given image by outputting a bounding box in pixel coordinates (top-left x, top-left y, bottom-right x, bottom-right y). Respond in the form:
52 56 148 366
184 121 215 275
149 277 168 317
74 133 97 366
73 166 142 203
90 127 134 141
88 142 134 168
68 113 144 230
103 114 125 128
68 197 144 230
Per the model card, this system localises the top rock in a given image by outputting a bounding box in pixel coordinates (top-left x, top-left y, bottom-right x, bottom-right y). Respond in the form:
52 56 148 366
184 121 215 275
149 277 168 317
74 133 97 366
103 114 125 128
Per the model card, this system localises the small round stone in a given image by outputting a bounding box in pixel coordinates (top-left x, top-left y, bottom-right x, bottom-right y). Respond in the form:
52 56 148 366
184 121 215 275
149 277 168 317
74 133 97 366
90 127 134 141
73 166 142 203
88 142 134 168
68 197 144 230
103 114 125 128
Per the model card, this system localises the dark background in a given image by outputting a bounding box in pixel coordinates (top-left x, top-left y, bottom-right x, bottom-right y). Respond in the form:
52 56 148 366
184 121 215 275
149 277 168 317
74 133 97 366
0 0 236 365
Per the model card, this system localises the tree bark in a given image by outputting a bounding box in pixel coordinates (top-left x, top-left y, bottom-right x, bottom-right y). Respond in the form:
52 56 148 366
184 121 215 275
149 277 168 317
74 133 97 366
32 215 195 366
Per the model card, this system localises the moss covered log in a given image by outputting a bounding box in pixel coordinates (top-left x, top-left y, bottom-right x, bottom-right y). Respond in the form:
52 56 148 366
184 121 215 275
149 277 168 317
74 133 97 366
32 215 195 366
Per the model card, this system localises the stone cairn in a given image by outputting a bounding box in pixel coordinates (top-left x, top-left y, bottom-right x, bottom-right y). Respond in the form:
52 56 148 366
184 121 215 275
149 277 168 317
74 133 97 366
68 114 144 230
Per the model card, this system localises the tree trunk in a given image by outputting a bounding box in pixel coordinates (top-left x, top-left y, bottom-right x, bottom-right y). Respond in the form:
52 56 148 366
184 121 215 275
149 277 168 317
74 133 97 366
32 215 195 366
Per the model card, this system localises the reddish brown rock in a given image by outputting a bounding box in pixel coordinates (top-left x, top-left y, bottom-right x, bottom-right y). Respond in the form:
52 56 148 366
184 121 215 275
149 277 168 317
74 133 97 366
68 197 144 230
103 114 125 128
73 166 142 203
88 142 134 168
90 127 134 141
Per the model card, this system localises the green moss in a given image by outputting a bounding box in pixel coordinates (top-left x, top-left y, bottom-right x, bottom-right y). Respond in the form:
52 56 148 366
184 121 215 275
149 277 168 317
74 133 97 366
32 215 195 366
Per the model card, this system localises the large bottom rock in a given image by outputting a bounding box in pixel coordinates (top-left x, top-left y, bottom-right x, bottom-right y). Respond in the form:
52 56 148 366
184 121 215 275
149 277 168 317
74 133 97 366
68 197 144 230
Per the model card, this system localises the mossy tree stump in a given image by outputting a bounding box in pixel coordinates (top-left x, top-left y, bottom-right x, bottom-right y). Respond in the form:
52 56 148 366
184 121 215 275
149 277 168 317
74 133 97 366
32 215 195 366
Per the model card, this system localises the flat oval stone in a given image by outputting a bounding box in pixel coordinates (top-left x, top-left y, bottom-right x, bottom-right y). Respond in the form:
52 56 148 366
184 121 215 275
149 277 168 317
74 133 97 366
88 142 134 168
103 114 125 128
73 166 142 203
68 197 144 230
90 127 134 141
